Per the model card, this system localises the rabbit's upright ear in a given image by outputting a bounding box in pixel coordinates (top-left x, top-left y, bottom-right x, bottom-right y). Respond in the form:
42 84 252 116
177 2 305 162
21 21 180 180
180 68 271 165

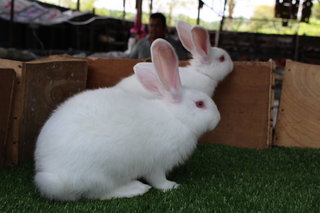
191 26 210 58
176 21 193 52
133 62 163 95
151 39 182 102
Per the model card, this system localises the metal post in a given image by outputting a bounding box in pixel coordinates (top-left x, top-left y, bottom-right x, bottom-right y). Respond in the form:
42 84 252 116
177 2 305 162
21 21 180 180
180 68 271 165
216 0 228 47
197 0 204 25
197 9 200 24
77 0 80 11
136 0 142 22
149 0 153 15
9 0 15 47
122 0 126 20
294 33 300 61
219 0 228 32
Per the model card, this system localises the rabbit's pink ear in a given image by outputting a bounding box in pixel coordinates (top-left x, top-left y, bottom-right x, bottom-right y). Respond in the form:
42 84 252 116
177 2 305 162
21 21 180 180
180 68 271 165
176 21 193 52
133 62 162 95
191 26 210 57
151 39 182 102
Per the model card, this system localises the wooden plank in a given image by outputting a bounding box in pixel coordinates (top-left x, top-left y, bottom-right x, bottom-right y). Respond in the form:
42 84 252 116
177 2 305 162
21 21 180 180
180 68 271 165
86 58 274 148
0 58 89 165
86 58 144 89
0 69 16 168
18 60 88 162
0 59 24 166
200 61 274 148
274 60 320 148
86 59 189 89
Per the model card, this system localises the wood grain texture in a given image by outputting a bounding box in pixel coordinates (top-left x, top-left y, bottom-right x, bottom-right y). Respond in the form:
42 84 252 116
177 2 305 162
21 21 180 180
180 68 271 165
274 60 320 148
0 59 24 165
200 61 274 148
0 58 88 164
0 69 16 167
86 58 145 88
19 60 88 162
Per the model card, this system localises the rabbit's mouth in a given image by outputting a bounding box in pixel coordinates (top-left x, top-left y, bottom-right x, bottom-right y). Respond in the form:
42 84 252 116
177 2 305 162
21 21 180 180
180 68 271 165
199 69 216 82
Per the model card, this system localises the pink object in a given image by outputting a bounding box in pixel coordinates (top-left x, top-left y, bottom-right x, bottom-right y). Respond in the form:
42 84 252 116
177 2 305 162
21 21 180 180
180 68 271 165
130 15 146 39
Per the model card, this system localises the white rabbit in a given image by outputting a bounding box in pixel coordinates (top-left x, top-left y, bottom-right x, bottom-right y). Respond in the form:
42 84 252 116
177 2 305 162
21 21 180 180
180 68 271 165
176 20 234 96
115 21 233 99
34 38 220 201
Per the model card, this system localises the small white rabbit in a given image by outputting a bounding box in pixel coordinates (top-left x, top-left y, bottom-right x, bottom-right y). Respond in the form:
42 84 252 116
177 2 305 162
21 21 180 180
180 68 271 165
115 21 233 99
34 39 220 201
175 20 234 96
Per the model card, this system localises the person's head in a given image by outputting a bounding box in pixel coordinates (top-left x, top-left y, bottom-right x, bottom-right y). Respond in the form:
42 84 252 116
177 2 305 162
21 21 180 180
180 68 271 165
148 12 168 42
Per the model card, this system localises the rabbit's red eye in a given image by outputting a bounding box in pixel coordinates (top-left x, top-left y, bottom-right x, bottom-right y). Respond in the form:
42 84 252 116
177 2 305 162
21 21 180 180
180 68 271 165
219 55 225 62
195 100 205 108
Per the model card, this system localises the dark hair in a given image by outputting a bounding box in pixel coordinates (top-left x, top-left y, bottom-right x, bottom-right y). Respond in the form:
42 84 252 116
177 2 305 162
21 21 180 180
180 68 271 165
150 12 167 28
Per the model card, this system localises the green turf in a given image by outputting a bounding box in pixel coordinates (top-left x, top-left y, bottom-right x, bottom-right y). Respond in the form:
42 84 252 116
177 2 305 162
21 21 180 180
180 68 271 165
1 144 320 213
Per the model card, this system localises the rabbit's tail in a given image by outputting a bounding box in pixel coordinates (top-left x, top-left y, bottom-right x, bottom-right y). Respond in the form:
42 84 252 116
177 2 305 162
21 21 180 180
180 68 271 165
35 172 79 201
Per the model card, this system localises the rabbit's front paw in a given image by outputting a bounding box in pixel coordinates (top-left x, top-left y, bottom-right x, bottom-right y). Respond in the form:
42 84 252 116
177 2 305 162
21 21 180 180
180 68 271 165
155 180 180 192
101 180 151 200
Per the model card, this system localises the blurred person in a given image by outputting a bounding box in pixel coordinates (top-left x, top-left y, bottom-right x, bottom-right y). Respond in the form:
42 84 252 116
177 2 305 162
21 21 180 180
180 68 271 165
125 12 188 60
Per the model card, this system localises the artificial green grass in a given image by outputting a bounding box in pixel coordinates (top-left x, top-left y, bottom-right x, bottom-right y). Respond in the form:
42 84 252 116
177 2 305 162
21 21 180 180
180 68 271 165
1 144 320 213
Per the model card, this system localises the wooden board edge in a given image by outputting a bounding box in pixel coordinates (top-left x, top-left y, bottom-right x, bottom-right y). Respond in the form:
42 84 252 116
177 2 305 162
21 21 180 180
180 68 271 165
273 59 292 147
0 69 16 167
267 59 276 148
5 63 24 166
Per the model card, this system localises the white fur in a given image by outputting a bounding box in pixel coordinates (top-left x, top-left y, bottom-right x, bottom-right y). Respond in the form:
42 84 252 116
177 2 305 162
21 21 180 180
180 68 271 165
34 39 220 201
115 21 233 98
179 47 233 96
177 20 233 96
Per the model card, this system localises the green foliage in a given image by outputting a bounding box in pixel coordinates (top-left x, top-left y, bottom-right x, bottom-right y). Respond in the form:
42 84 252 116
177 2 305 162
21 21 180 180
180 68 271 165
39 0 77 10
36 0 320 36
94 7 136 21
298 18 320 35
249 5 274 32
223 4 320 36
312 2 320 20
80 0 96 12
1 144 320 212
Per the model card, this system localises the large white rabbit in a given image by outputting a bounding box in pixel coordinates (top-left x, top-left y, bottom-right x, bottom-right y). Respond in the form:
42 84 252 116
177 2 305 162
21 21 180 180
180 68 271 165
116 21 233 98
34 39 220 201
